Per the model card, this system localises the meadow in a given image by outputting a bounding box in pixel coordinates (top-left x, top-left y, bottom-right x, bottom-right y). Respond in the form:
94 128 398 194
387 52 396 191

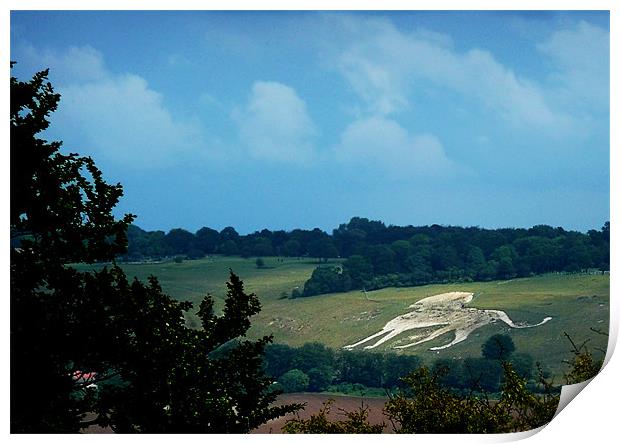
91 256 609 379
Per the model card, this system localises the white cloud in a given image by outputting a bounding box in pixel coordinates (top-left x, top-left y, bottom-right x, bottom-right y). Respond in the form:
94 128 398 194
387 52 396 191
537 21 609 110
338 51 410 115
56 74 203 168
333 116 460 178
236 81 317 164
18 44 107 85
20 45 207 169
327 15 572 130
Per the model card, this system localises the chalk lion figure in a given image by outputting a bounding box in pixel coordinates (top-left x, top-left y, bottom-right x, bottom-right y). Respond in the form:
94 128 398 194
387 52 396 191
343 292 552 351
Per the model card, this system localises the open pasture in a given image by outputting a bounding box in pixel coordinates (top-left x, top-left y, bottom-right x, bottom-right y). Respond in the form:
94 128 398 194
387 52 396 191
96 258 609 379
249 273 609 377
84 256 323 304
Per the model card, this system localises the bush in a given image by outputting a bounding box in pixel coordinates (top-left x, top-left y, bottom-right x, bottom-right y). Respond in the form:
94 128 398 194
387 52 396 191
307 366 335 392
278 369 310 393
325 383 370 396
283 400 384 434
385 363 557 433
482 334 515 360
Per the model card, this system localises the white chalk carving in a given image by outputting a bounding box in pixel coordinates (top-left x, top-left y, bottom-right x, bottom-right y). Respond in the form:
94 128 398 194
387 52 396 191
343 292 552 351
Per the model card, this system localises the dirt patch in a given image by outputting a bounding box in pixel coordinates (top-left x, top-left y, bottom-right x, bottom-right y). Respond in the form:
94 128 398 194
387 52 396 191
341 309 382 323
252 393 392 434
344 291 552 351
268 316 308 332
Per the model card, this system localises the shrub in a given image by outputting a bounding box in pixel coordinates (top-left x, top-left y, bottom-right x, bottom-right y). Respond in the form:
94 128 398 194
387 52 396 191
278 369 310 393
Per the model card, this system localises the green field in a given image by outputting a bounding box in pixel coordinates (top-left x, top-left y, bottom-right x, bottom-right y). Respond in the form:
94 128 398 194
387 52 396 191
107 256 325 305
88 256 609 379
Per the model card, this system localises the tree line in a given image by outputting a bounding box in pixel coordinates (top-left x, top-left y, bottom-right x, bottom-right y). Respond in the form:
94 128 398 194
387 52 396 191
283 334 603 434
121 224 339 261
120 217 609 297
262 342 422 394
302 218 609 296
259 335 542 397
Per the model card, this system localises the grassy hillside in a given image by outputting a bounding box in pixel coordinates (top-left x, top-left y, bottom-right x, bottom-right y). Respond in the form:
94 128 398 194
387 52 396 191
79 256 328 309
87 257 609 379
249 273 609 377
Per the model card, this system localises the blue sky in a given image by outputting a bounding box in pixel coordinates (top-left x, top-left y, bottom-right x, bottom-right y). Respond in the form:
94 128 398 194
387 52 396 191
10 10 610 234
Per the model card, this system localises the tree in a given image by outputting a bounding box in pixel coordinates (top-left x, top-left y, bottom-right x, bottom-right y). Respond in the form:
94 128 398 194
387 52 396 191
431 358 465 390
218 239 239 255
465 246 487 279
367 245 396 274
278 369 310 393
405 251 433 283
281 239 301 257
343 255 373 288
255 257 265 268
95 272 301 433
251 237 275 257
383 362 557 433
263 343 296 379
307 366 335 392
510 353 534 380
385 366 508 433
335 351 384 387
219 226 240 243
291 342 336 373
307 238 339 262
284 355 587 433
491 245 517 279
463 357 503 392
383 354 422 388
165 228 196 255
11 65 134 432
391 240 413 271
10 66 299 433
302 266 351 296
482 334 516 360
195 226 220 254
563 332 603 384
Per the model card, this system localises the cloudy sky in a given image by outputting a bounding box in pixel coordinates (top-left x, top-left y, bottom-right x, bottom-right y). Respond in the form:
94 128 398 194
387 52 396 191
10 10 609 234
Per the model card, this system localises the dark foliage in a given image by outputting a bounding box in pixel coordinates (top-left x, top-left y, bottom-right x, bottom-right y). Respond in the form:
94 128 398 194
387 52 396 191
284 360 560 434
385 362 558 433
262 343 421 392
11 64 133 432
120 216 608 296
10 66 300 433
562 332 604 384
283 334 601 434
283 400 384 434
482 334 516 360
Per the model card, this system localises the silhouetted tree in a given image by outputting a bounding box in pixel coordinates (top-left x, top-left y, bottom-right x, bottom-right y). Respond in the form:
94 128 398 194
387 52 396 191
482 334 516 360
10 66 299 433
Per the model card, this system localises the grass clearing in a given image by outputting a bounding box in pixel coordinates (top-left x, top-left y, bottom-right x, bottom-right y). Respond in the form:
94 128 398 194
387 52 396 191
248 273 609 378
79 255 326 304
80 258 609 379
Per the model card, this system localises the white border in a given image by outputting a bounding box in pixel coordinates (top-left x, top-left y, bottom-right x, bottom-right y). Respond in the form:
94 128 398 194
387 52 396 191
3 1 616 443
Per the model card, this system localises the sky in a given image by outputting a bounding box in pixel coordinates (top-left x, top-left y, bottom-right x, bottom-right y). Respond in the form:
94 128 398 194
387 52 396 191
9 10 610 234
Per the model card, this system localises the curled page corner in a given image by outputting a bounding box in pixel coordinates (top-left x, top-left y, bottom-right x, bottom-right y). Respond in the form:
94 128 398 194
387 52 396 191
495 377 598 442
549 300 617 419
496 423 548 442
553 378 593 419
